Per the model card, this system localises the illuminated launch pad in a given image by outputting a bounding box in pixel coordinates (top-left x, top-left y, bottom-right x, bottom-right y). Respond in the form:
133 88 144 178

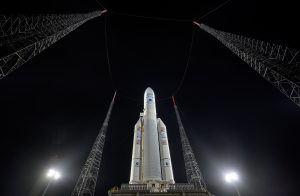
108 88 210 196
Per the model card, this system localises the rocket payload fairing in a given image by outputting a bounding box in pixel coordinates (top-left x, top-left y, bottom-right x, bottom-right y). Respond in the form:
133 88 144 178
130 87 175 185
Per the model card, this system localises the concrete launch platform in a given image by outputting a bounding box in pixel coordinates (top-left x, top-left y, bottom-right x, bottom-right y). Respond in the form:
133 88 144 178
108 183 211 196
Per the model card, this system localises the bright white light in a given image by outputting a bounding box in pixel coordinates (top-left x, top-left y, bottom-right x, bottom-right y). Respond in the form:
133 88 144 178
54 172 61 180
47 169 56 177
47 169 61 180
224 171 239 183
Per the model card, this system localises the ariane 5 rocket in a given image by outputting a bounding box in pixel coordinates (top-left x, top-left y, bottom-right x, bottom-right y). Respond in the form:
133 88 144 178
130 87 175 185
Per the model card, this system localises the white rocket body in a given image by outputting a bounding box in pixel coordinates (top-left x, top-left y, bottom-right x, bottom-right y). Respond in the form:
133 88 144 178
130 87 175 185
130 119 142 182
143 88 162 181
157 119 175 183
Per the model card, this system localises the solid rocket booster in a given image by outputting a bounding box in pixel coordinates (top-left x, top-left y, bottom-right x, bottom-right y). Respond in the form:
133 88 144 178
130 119 142 182
158 119 175 183
130 87 175 184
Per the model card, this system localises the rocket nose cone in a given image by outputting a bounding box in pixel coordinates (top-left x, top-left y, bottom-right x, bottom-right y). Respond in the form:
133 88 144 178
145 87 154 94
144 87 156 111
144 87 155 105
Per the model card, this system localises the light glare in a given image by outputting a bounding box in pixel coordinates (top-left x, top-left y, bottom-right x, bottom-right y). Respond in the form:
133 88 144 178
54 172 61 179
231 172 238 180
224 171 239 183
47 169 56 177
225 174 232 182
47 168 61 180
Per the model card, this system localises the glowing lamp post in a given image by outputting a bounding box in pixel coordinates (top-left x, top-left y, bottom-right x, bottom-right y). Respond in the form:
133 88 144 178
42 169 61 196
224 171 241 196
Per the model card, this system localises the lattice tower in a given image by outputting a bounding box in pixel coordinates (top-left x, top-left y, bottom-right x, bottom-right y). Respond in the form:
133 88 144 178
71 92 116 196
195 22 300 107
0 10 106 79
172 96 207 191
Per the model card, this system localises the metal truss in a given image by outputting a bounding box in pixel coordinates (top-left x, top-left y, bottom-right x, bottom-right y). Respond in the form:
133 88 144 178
71 92 116 196
172 96 207 191
195 22 300 107
0 10 106 79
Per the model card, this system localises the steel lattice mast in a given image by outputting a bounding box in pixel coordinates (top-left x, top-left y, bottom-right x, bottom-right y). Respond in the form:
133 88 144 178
0 10 107 79
71 92 116 196
172 96 207 191
194 22 300 107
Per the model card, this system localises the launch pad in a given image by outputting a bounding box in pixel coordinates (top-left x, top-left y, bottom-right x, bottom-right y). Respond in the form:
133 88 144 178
108 183 211 196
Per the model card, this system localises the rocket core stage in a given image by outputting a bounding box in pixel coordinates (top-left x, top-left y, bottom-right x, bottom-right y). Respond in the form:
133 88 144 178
130 87 175 185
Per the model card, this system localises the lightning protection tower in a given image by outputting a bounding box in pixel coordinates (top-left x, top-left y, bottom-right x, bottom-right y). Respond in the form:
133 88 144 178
194 22 300 107
0 10 107 79
71 92 116 196
172 96 207 191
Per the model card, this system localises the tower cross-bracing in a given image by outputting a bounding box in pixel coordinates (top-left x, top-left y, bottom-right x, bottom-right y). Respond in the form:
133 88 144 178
172 96 207 191
0 10 106 79
195 22 300 107
71 92 116 196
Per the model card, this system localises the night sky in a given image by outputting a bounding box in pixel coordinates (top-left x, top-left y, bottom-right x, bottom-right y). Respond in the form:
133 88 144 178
1 0 300 196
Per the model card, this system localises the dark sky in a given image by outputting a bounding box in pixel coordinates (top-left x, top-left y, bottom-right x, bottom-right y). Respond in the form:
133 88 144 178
1 0 300 196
